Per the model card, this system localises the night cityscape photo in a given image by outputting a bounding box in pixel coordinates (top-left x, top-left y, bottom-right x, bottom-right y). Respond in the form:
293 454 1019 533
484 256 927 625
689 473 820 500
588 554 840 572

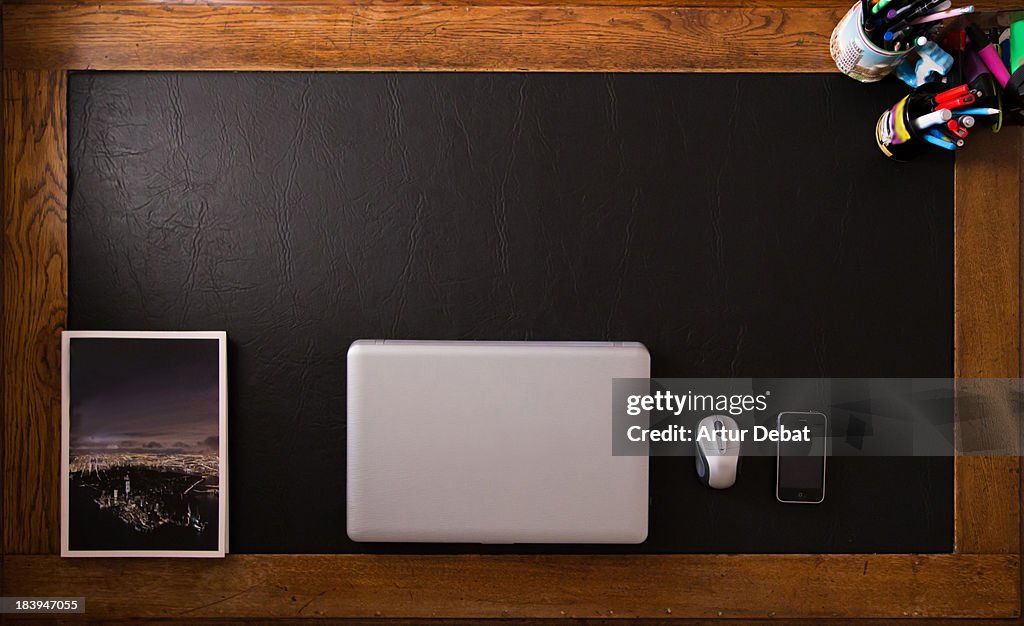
66 336 223 554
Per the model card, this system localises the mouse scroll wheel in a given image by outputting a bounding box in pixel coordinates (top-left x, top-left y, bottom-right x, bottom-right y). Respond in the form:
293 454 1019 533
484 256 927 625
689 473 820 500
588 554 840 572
714 420 726 452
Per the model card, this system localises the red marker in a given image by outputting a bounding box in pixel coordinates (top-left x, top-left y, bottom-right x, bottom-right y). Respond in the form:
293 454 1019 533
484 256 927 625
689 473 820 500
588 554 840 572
936 93 976 110
946 119 968 138
934 83 969 104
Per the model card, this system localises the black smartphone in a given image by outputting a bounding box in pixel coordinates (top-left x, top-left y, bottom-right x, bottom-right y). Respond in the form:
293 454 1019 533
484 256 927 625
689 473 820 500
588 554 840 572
775 411 828 504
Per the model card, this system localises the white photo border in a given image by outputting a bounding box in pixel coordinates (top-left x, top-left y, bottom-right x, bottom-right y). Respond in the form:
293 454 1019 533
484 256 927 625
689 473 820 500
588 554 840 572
60 330 228 558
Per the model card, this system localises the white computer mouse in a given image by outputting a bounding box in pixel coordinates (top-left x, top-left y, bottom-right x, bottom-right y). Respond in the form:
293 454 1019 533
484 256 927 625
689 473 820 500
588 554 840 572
695 414 742 489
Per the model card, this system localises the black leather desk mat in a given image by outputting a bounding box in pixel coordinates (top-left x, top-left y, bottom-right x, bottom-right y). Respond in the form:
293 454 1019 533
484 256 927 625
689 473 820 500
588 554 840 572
68 72 954 554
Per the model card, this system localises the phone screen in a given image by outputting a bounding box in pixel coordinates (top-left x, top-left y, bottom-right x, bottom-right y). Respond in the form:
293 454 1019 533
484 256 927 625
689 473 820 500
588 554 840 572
776 412 828 503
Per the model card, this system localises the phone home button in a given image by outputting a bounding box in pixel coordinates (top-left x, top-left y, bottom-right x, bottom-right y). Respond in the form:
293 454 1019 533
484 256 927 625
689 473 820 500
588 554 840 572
797 492 806 498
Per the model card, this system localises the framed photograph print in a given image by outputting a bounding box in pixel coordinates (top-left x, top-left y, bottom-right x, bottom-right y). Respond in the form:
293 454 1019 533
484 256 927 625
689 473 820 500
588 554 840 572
61 331 228 557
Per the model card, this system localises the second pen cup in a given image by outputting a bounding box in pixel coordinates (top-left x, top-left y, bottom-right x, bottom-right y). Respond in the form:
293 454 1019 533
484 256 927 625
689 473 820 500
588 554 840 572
875 83 946 160
831 1 912 82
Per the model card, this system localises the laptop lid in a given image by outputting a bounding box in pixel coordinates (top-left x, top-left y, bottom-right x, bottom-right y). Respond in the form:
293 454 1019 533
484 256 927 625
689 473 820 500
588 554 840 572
346 340 649 543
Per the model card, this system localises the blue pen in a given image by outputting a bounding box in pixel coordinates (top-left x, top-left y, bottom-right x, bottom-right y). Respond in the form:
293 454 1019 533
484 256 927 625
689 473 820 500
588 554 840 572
927 128 961 142
924 130 957 150
951 107 1000 115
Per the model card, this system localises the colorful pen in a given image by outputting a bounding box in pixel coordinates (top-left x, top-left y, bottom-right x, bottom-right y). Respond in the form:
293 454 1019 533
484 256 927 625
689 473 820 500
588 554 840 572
872 0 893 15
888 0 949 29
885 1 928 21
909 5 974 25
884 23 927 43
923 131 957 150
931 127 965 147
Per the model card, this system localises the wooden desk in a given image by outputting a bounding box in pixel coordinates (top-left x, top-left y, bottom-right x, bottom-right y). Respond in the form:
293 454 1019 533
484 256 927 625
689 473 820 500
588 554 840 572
2 1 1021 620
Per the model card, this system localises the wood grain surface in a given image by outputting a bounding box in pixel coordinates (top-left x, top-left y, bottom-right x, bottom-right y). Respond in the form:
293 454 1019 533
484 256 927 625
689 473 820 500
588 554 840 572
3 0 1023 8
2 553 1020 619
953 129 1023 554
3 3 846 72
955 129 1023 381
2 70 67 555
22 1 1022 74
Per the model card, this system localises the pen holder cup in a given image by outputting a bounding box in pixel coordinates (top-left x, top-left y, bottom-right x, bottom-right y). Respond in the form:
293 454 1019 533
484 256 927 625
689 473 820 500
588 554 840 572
831 1 912 82
875 82 945 160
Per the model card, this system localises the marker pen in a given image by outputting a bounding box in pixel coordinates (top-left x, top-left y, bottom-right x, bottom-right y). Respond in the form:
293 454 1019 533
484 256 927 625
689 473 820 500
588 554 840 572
1011 19 1023 73
963 47 989 82
934 83 968 104
912 107 953 130
936 93 975 110
967 24 1012 88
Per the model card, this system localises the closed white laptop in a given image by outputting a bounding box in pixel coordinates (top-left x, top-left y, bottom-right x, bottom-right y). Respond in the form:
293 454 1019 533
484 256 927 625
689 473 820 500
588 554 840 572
346 340 649 543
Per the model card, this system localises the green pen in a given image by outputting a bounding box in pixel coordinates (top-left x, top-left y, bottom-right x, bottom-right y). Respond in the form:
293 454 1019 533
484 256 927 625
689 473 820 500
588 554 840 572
872 0 893 15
